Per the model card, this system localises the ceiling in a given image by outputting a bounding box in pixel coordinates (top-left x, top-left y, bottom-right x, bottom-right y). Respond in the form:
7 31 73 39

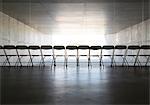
0 0 149 35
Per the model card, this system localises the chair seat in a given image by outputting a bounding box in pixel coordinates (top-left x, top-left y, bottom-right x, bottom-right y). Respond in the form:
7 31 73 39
7 55 17 56
103 55 112 56
19 55 29 56
114 55 124 56
67 55 77 56
90 55 100 57
56 55 65 56
139 55 150 56
43 55 53 56
80 55 88 56
127 55 137 56
31 55 41 56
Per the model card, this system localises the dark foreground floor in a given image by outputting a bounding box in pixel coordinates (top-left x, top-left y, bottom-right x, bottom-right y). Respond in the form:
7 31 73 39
0 64 149 105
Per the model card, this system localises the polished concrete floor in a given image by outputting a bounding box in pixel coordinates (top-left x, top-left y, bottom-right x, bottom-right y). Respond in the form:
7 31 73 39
0 63 149 105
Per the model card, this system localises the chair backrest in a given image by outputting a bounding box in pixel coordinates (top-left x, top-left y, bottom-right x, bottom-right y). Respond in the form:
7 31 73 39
66 46 78 50
3 45 16 49
128 45 140 50
115 45 127 49
90 46 101 50
78 45 89 49
16 45 28 49
140 45 150 49
41 45 52 50
102 45 114 50
53 46 65 50
29 45 40 50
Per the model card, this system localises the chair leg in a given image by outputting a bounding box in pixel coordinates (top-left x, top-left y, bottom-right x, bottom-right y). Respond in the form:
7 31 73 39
65 56 68 67
88 57 90 66
54 57 56 66
100 56 102 66
77 58 79 66
5 56 11 66
145 56 150 66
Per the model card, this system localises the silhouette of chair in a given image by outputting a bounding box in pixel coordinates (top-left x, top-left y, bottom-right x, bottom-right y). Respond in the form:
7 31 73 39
28 45 42 66
101 45 114 66
53 46 65 66
41 45 53 67
123 45 140 66
0 46 6 66
16 45 30 66
113 45 127 66
3 45 19 66
90 46 101 66
66 46 78 67
77 45 90 66
136 45 150 66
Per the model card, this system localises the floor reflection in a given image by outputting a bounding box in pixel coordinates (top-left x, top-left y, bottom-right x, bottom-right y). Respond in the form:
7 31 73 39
0 64 149 104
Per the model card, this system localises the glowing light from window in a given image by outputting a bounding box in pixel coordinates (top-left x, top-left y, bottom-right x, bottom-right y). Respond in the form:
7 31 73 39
51 24 106 45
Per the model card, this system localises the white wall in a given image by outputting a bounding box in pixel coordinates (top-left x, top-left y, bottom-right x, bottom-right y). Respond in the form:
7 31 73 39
105 19 150 45
0 11 149 46
0 11 52 45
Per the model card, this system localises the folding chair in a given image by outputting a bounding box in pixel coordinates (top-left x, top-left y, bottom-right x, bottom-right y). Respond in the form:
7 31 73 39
90 46 101 66
16 45 30 66
0 46 6 66
3 45 19 66
66 45 78 67
77 45 90 66
41 45 53 67
101 45 114 66
123 45 140 66
28 45 43 66
135 45 150 66
113 45 127 66
53 46 65 66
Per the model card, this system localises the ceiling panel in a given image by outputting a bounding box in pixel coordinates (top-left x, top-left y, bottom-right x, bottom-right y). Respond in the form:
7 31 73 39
0 0 149 34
